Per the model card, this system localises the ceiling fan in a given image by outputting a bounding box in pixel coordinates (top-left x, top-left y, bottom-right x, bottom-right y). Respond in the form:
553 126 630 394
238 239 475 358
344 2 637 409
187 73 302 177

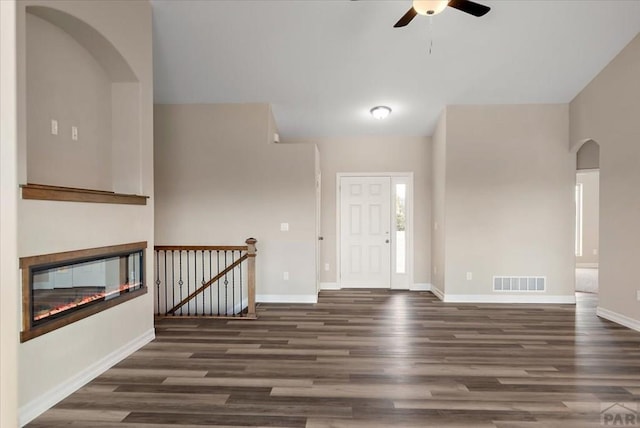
394 0 491 27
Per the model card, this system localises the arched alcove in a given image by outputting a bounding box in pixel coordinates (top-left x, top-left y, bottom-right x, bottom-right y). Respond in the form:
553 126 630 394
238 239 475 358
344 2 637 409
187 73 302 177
25 6 142 196
576 139 600 170
26 6 137 82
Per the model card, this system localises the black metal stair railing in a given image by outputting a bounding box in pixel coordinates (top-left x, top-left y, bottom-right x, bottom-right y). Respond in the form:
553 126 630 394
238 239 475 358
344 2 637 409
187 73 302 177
153 238 256 318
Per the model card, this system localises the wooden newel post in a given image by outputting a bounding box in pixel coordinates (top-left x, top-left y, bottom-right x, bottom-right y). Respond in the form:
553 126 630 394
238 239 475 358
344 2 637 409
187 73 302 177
246 238 257 318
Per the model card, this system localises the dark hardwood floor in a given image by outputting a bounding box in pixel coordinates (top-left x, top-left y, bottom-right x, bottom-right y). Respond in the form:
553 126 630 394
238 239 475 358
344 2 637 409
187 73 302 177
28 290 640 427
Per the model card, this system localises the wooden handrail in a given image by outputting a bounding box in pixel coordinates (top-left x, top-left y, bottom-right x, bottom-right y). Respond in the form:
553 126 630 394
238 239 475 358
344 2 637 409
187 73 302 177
155 245 248 252
166 254 248 315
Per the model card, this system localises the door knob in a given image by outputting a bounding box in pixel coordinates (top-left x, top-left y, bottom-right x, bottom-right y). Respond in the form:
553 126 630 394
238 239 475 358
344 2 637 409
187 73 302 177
385 239 390 243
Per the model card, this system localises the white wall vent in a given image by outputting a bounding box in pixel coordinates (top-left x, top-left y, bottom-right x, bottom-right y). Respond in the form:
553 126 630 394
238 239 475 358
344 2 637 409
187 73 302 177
493 276 545 292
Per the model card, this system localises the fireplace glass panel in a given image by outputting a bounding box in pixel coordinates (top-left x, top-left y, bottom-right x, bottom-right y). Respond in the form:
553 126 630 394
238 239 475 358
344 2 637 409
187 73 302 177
30 250 143 326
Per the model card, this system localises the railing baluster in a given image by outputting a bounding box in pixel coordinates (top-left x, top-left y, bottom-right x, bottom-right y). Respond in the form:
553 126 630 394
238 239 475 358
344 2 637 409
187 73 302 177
178 251 183 316
164 251 168 314
224 250 228 316
201 251 205 316
231 250 235 316
239 250 243 317
194 250 199 315
171 251 175 316
186 251 190 316
208 250 213 316
155 250 160 313
217 250 220 316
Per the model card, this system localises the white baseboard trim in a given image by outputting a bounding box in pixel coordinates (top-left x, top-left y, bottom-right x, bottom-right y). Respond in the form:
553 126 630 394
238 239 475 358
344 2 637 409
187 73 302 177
410 283 432 291
256 294 318 304
576 263 599 269
431 286 445 301
442 294 576 304
19 328 155 427
319 282 340 290
597 306 640 333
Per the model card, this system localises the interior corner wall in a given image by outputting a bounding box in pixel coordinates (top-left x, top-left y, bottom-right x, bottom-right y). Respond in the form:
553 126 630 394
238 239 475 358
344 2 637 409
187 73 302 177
16 1 154 423
287 135 432 288
1 1 20 426
443 105 575 302
576 171 599 266
154 104 317 302
431 111 447 296
570 33 640 326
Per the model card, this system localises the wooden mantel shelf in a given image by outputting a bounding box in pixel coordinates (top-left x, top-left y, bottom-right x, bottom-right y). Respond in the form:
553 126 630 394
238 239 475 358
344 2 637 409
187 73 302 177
21 183 149 205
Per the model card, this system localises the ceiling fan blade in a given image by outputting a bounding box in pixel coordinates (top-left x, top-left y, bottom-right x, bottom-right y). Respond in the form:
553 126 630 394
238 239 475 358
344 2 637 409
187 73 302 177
448 0 491 17
394 7 418 28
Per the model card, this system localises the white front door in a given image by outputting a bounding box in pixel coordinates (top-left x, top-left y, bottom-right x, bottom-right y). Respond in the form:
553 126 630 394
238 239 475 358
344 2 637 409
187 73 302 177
340 177 391 287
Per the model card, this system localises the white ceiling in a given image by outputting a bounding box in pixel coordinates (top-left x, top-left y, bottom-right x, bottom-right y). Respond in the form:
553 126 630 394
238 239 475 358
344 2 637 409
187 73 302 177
151 0 640 139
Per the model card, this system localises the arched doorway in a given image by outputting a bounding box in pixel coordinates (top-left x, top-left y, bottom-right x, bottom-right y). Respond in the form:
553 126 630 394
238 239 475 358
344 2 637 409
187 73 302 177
574 140 600 295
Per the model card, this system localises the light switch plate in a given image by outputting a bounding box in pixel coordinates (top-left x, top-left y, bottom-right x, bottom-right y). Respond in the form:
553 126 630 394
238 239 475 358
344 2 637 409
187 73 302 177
71 126 78 141
283 272 289 281
51 119 58 135
280 223 289 231
466 272 473 281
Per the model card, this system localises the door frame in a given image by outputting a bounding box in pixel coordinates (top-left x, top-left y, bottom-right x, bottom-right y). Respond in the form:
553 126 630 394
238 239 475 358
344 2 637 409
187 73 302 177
315 170 322 293
336 172 414 290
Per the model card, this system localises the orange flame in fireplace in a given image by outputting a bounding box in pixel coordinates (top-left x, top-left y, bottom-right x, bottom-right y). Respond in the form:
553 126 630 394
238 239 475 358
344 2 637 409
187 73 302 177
34 282 141 321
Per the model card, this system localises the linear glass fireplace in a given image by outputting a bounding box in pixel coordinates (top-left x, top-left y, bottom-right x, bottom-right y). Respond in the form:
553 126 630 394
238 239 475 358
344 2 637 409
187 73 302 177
21 242 147 341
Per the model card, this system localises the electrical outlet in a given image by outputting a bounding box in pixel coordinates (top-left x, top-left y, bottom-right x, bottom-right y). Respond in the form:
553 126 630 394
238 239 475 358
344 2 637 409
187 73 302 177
466 272 473 281
324 263 330 271
593 249 598 256
637 290 640 301
71 126 78 141
51 119 58 135
283 272 289 281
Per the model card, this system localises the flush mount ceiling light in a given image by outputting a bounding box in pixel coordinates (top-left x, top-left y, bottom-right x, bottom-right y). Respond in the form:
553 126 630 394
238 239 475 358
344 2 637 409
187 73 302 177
370 106 392 120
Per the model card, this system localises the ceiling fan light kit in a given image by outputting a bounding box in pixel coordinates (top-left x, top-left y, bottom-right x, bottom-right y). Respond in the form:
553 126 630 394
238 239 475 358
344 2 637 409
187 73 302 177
394 0 491 28
370 106 392 120
413 0 449 16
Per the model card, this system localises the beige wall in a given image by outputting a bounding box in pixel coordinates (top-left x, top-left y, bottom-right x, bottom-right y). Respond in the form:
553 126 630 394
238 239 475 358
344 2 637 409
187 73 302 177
576 170 599 266
15 0 154 423
112 82 142 194
154 104 317 301
570 33 640 325
431 111 447 295
287 136 432 287
443 105 575 301
1 1 20 426
26 12 112 190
